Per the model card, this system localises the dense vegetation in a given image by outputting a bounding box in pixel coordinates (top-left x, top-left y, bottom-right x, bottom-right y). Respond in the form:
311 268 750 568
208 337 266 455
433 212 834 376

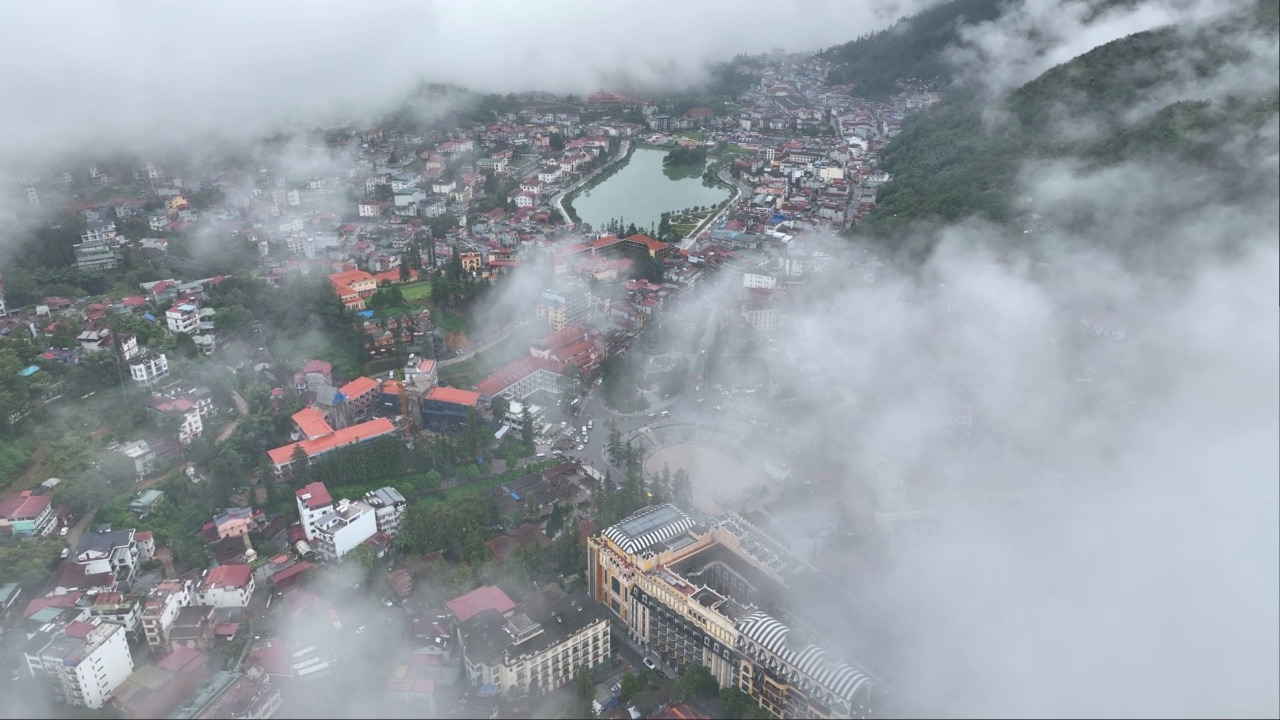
850 1 1279 259
821 0 1003 96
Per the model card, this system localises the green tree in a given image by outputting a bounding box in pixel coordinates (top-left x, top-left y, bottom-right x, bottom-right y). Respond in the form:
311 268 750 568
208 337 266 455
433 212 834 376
672 663 720 703
213 305 254 339
490 395 510 424
421 469 443 494
344 544 380 584
369 286 405 310
567 666 596 719
0 537 63 591
717 687 774 719
520 405 534 447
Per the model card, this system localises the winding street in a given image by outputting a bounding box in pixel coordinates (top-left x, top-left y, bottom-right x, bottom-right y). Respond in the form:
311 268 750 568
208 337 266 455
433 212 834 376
678 166 749 251
215 390 249 443
552 139 631 225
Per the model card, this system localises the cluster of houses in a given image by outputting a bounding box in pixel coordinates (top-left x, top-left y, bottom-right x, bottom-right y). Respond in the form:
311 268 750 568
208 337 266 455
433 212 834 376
0 473 412 716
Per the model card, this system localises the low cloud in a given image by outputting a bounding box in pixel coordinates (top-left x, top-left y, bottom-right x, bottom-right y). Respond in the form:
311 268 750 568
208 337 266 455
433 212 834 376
0 0 932 169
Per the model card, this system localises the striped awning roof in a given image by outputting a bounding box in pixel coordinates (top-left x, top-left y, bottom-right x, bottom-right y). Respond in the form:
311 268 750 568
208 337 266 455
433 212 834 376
601 504 694 556
737 611 872 705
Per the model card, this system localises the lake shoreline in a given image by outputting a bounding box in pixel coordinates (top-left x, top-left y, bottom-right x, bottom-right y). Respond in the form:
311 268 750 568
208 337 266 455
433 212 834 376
569 147 730 233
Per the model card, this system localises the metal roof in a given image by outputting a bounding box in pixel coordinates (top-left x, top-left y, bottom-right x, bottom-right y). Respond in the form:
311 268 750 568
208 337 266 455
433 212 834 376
601 504 694 556
737 611 873 711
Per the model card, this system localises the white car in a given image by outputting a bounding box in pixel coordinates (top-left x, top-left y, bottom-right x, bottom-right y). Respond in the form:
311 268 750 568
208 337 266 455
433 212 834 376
643 657 657 671
576 445 585 452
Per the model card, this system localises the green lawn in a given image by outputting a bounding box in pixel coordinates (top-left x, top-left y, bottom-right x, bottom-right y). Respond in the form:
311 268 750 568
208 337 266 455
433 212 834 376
417 459 559 506
400 281 434 302
434 309 469 334
372 304 415 320
677 131 707 142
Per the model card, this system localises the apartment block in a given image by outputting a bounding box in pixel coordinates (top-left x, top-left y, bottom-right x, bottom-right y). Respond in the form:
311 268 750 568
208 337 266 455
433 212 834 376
457 589 610 697
23 618 135 709
364 486 408 538
142 579 194 649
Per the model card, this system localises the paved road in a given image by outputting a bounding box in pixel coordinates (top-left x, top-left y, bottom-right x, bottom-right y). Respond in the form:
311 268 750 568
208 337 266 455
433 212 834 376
678 167 747 251
555 303 722 481
215 390 249 443
437 322 518 367
553 140 631 224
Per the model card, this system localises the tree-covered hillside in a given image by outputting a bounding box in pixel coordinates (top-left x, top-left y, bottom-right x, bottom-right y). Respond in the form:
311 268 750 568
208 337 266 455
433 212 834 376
850 1 1279 253
821 0 1004 97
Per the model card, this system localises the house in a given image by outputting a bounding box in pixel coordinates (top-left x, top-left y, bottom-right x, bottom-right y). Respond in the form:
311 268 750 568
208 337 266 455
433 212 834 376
484 524 551 565
169 605 215 651
295 482 334 542
128 489 164 517
212 507 254 539
0 490 55 537
81 220 118 244
445 585 516 624
195 565 255 609
328 270 378 310
165 303 200 335
128 350 170 387
297 359 333 391
74 238 121 271
118 440 156 478
310 498 378 561
142 579 194 649
108 646 210 720
363 487 407 538
74 526 142 579
23 618 135 708
456 590 610 697
147 394 204 446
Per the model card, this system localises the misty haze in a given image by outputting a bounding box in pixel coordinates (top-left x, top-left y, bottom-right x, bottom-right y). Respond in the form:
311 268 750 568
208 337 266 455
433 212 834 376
0 1 1275 720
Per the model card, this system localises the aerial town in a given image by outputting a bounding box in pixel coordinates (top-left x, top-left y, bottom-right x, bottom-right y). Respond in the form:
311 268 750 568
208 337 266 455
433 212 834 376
0 40 1140 720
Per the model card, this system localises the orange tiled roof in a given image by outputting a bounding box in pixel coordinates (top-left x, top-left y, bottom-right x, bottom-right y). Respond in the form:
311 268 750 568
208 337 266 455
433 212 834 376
269 417 397 465
425 386 480 407
292 408 334 439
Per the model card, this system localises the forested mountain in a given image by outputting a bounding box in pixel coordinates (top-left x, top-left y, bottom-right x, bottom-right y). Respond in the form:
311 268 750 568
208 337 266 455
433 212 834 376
846 0 1279 256
820 0 1003 97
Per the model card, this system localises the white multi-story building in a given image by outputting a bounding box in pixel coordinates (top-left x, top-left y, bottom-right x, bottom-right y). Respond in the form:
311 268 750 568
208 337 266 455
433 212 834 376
195 564 256 609
364 487 407 538
23 618 134 709
457 591 610 697
311 499 378 561
116 333 140 361
742 272 778 290
141 579 193 649
128 350 169 386
165 303 200 334
295 482 335 542
73 526 142 579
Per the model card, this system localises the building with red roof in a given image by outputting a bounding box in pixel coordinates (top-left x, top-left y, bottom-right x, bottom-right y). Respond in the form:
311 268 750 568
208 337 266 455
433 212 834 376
484 524 551 565
0 490 54 537
339 375 380 416
420 386 481 431
475 356 565 400
195 564 255 609
268 416 397 478
445 585 515 623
